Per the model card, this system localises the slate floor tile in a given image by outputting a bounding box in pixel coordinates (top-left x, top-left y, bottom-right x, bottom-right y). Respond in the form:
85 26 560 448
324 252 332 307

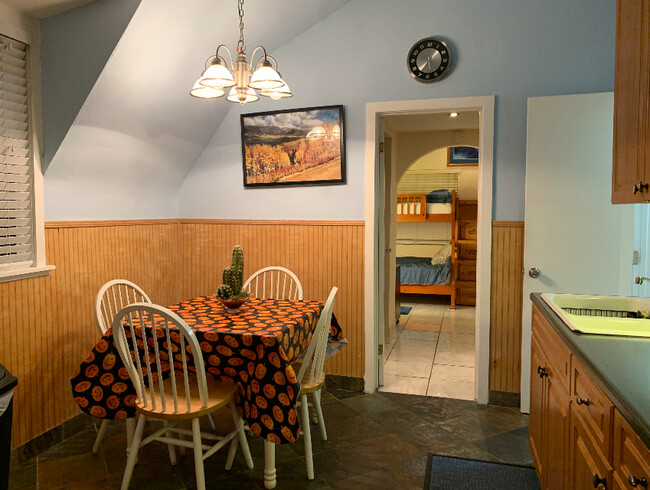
350 433 421 467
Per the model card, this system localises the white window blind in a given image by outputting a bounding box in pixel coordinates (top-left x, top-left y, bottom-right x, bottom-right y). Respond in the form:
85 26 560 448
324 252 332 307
0 33 33 272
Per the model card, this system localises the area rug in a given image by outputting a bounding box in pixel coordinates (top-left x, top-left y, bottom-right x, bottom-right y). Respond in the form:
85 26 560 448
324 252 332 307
400 306 413 315
424 455 540 490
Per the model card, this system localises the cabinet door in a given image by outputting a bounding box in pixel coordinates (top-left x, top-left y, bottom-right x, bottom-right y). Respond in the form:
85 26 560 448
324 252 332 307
570 410 613 490
612 0 650 203
530 335 546 485
612 410 650 490
546 373 569 490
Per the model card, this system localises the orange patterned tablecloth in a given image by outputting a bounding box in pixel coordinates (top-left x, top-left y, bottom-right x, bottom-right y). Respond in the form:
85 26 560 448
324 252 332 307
70 296 327 444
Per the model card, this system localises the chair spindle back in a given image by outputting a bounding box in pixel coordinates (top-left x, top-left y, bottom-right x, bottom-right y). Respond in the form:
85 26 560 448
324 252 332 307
243 266 303 300
297 287 338 386
95 279 151 336
112 303 210 414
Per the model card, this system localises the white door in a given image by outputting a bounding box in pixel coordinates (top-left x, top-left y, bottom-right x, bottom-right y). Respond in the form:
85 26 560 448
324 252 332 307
632 205 650 297
520 92 635 412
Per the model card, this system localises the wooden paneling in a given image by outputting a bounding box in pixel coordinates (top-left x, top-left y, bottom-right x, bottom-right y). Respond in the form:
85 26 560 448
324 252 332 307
1 219 364 448
490 221 525 392
177 221 365 379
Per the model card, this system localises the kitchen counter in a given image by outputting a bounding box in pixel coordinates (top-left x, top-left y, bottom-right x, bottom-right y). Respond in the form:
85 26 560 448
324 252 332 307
531 293 650 448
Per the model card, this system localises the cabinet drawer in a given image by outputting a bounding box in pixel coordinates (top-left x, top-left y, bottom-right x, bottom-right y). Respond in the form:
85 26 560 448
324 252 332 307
571 357 614 453
532 307 571 392
459 220 478 240
458 242 477 260
612 410 650 490
455 281 476 305
458 261 476 281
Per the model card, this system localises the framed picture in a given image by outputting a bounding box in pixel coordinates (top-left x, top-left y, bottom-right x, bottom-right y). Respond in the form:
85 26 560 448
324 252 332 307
240 105 346 187
447 146 479 166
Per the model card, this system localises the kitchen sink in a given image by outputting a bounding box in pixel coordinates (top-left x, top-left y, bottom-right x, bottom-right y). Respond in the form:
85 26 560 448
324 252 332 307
541 293 650 338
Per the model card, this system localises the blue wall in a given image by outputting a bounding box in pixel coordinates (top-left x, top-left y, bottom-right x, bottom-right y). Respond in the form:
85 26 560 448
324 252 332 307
40 0 142 170
179 0 616 221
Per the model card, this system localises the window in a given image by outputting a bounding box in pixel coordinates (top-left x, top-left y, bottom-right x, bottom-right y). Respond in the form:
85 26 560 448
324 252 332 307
0 31 51 281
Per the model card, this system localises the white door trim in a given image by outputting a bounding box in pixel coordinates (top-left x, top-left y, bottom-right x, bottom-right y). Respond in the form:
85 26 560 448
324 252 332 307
364 96 495 404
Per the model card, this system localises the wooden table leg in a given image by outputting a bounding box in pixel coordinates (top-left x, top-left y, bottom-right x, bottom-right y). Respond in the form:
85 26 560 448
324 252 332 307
263 440 277 489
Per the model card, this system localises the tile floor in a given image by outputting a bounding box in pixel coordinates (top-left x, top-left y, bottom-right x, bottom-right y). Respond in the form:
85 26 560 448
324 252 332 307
8 389 533 490
382 295 476 399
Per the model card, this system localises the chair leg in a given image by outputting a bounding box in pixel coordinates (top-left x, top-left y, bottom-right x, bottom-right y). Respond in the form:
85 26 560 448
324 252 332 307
225 433 239 470
164 420 177 465
229 399 253 469
92 419 110 454
125 418 137 463
121 414 146 490
206 413 216 432
192 418 206 490
300 393 314 480
313 390 327 441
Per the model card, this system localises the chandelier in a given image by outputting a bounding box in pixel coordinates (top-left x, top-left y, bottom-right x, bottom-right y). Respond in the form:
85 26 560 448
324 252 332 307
190 0 291 104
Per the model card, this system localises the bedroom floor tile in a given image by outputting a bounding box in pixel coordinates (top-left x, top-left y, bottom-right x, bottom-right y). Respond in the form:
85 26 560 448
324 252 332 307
386 298 477 401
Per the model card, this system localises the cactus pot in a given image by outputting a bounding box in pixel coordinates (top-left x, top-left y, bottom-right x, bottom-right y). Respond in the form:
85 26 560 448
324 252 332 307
218 296 249 313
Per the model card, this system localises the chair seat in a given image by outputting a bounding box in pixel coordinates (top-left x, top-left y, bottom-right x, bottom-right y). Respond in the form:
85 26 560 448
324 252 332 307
137 377 238 420
300 372 325 394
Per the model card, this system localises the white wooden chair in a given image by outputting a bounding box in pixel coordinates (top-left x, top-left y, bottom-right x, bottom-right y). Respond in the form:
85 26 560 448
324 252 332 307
92 279 216 456
112 303 254 490
92 279 152 455
295 287 338 480
243 266 303 300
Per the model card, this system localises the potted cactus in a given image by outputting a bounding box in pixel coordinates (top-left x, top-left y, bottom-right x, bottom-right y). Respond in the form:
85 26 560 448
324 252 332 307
216 245 250 311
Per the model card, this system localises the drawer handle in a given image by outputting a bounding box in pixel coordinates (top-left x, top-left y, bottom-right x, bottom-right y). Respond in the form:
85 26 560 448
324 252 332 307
628 475 648 488
537 366 548 378
576 396 590 406
593 473 607 489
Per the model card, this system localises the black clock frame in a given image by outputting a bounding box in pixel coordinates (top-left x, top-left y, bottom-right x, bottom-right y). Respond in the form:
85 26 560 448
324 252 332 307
407 37 451 83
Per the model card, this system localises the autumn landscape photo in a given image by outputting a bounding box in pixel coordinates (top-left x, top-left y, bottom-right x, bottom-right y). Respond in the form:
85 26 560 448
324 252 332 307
241 106 345 186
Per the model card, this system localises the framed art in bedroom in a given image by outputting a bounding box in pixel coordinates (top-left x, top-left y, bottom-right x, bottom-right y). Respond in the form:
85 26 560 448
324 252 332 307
447 146 479 166
240 105 346 187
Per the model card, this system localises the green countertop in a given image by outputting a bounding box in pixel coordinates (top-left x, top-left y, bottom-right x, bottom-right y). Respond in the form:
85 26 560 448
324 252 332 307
531 293 650 448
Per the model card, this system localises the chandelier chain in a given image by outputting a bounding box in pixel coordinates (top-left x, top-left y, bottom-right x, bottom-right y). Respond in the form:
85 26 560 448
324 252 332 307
237 0 246 52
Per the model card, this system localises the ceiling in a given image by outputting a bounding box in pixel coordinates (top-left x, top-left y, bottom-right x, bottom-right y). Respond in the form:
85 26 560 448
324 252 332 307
0 0 94 18
385 111 479 133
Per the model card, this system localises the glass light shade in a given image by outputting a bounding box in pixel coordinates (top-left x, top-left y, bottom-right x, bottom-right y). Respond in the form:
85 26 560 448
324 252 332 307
200 59 236 89
190 80 225 99
260 82 292 100
249 62 284 90
226 86 259 104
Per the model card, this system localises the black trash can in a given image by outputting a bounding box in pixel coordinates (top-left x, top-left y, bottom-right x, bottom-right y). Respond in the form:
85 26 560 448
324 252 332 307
0 363 17 490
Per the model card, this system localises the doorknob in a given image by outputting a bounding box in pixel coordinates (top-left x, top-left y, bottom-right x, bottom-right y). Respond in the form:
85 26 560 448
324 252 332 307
529 268 541 278
385 247 392 253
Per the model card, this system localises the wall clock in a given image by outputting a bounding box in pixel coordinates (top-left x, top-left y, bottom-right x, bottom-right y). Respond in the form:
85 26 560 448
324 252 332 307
407 37 451 83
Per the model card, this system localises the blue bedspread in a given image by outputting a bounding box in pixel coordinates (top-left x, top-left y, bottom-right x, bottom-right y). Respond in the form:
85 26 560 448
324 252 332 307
399 259 451 285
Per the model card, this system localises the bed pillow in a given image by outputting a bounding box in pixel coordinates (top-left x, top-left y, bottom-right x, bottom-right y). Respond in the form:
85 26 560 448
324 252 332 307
426 189 452 203
396 256 432 265
431 244 452 265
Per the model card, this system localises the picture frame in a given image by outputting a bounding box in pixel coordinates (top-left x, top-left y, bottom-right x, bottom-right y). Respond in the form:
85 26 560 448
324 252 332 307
240 105 346 187
447 146 479 166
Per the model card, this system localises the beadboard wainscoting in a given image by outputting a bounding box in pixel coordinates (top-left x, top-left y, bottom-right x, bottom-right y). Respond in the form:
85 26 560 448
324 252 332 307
489 221 525 394
1 219 364 448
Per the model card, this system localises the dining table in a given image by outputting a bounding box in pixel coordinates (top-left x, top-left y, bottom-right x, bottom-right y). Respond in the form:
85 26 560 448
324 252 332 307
70 294 345 489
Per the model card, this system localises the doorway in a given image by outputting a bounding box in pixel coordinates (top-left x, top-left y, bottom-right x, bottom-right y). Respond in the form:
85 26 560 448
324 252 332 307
380 116 480 399
364 96 495 404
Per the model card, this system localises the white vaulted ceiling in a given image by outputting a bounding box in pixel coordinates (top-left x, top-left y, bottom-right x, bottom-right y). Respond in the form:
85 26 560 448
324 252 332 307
43 0 351 219
0 0 94 18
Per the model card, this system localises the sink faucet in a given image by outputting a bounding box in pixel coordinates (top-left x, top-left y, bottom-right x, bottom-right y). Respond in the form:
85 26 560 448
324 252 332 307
635 276 650 285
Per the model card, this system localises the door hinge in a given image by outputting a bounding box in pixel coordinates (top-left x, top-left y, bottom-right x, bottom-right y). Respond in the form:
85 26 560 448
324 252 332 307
378 344 384 355
379 142 384 153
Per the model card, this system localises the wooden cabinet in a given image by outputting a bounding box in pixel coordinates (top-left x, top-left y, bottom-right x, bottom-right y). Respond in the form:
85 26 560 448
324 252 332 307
530 310 570 490
531 304 650 490
612 409 650 490
455 200 477 305
612 0 650 204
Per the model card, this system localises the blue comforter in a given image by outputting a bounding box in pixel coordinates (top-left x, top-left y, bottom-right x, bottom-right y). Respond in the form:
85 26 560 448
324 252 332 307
399 259 451 285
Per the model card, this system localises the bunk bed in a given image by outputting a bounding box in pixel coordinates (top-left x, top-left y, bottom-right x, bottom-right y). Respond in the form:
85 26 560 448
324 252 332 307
396 189 457 308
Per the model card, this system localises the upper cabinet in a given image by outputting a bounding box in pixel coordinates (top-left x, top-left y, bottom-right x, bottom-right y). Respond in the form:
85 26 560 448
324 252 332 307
612 0 650 204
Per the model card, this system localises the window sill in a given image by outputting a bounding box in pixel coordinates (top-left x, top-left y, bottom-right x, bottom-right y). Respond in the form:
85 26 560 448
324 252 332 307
0 265 55 284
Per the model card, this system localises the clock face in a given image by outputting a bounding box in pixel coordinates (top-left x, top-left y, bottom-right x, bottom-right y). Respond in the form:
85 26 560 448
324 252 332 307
407 37 451 83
